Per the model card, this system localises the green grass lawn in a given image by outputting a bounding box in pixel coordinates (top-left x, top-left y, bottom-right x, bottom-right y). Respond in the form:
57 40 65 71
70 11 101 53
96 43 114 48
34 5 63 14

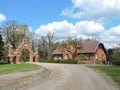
89 65 120 87
0 63 41 75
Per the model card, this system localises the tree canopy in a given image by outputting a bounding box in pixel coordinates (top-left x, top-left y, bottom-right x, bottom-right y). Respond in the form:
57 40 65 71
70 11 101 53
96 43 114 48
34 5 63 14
0 33 4 60
107 45 120 65
60 37 82 60
1 20 32 49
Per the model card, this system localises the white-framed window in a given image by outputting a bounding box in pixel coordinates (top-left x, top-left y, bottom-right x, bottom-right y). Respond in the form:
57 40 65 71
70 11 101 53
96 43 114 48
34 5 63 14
65 54 68 59
96 55 98 59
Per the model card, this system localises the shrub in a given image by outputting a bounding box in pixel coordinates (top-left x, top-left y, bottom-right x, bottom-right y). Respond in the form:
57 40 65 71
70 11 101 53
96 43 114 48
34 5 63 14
78 61 86 64
0 61 8 65
39 58 77 64
78 54 87 60
95 60 102 64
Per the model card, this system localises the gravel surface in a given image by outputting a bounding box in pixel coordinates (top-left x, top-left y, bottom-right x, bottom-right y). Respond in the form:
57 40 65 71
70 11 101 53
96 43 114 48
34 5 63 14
19 63 119 90
0 66 50 90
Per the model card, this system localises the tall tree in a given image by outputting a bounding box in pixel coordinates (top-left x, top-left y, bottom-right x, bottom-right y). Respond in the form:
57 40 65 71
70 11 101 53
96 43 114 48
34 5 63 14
110 44 120 65
60 37 82 60
46 32 54 60
0 33 4 60
37 36 48 59
107 48 114 62
2 20 30 49
36 32 55 59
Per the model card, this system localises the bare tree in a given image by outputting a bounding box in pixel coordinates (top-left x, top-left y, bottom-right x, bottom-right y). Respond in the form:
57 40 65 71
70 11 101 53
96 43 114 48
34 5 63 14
18 24 29 42
2 20 30 49
46 32 54 60
37 36 48 58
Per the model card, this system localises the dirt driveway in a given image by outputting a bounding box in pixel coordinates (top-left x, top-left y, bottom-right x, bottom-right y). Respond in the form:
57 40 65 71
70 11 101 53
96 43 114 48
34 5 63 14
19 63 119 90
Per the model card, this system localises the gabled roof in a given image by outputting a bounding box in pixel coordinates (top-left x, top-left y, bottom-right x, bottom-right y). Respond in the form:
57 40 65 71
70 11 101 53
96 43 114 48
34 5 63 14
52 48 63 55
53 40 106 55
77 40 102 54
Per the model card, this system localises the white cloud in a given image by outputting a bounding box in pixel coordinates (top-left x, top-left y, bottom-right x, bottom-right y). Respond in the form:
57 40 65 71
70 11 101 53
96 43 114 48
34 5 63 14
75 21 105 35
100 25 120 48
61 0 120 21
35 20 104 38
35 20 104 42
35 20 74 38
35 20 120 48
0 14 6 22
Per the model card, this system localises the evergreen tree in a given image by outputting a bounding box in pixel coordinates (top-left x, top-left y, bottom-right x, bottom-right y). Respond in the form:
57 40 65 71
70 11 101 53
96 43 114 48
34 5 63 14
0 33 4 60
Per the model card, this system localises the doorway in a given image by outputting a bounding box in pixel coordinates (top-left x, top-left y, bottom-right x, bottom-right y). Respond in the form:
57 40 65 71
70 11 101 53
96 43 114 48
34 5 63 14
20 49 30 62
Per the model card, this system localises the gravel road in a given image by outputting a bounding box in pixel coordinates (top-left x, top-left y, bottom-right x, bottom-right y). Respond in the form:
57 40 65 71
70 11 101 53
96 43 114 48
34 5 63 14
19 63 119 90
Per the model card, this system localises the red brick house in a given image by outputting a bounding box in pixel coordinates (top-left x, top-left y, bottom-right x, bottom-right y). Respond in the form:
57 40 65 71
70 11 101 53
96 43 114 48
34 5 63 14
53 40 106 64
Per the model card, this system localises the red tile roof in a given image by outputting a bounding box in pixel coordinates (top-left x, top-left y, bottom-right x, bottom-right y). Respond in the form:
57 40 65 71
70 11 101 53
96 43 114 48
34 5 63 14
77 40 100 54
53 40 104 55
52 48 63 55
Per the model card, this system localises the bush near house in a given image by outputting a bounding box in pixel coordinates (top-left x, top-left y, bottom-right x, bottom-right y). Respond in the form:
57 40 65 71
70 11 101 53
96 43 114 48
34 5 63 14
78 54 88 64
95 60 102 64
77 61 86 64
78 54 87 60
39 58 77 64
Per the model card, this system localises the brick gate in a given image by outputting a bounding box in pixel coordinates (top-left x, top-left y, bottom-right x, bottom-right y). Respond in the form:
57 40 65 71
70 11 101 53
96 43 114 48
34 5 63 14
8 39 39 64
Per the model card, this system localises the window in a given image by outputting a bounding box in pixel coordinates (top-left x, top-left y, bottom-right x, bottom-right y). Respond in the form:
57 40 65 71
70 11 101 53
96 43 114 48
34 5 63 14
96 55 98 59
86 54 90 59
65 54 68 59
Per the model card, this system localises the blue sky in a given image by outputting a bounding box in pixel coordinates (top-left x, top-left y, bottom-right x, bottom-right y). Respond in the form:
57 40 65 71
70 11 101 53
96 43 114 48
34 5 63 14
0 0 73 29
0 0 120 48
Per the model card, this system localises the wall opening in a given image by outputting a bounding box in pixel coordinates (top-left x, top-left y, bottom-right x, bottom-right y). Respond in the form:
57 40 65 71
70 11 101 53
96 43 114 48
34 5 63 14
20 49 30 62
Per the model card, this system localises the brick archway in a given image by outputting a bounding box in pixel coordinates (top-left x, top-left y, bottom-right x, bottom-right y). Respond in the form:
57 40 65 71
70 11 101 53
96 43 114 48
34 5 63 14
8 39 39 64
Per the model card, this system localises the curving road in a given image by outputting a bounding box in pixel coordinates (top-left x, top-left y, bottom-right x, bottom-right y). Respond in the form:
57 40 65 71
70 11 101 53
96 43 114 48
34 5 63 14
19 63 119 90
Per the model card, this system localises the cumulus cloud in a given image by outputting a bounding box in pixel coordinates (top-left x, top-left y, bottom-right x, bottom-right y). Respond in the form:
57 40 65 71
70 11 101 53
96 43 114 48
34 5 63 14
75 21 105 35
35 20 105 38
100 25 120 48
35 20 74 38
61 0 120 21
0 14 6 22
35 20 120 48
35 20 105 42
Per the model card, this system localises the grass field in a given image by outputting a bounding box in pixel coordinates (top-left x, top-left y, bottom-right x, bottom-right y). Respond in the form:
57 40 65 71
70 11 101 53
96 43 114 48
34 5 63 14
89 65 120 87
0 63 41 75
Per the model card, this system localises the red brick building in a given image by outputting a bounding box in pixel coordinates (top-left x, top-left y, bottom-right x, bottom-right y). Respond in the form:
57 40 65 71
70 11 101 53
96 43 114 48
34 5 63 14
53 40 106 64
